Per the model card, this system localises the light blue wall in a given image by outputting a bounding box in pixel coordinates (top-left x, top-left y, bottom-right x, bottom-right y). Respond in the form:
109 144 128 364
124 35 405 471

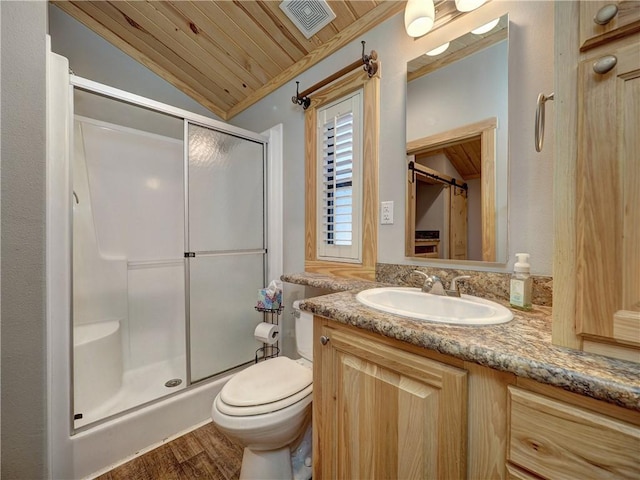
1 1 48 477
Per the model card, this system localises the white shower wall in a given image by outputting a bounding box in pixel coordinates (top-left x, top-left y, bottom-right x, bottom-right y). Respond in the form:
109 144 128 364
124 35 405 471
75 117 185 371
127 265 185 368
73 120 127 328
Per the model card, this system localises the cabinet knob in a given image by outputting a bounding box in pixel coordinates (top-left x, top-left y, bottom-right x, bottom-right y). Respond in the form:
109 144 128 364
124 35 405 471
320 335 330 345
593 4 618 25
593 55 618 75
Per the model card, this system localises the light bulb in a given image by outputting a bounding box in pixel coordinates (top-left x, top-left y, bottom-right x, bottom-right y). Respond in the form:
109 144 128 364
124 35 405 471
471 18 500 35
426 42 450 56
454 0 486 12
405 0 435 38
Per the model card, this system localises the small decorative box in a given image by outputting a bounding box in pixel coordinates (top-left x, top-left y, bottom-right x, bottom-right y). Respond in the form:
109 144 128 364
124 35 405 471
257 288 282 310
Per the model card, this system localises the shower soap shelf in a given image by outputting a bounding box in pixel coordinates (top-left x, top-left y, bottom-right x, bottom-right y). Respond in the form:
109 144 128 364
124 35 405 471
254 306 283 363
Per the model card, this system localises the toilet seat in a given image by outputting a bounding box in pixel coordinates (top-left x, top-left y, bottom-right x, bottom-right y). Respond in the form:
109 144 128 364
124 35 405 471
217 356 312 417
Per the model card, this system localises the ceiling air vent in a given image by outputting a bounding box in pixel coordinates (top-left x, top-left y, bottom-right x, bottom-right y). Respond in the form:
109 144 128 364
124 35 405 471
279 0 336 39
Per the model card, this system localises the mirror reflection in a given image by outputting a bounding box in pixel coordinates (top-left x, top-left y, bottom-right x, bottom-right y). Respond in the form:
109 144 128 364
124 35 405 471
406 14 509 263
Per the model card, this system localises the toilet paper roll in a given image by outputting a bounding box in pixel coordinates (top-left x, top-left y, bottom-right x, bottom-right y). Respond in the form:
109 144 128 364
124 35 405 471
254 322 279 345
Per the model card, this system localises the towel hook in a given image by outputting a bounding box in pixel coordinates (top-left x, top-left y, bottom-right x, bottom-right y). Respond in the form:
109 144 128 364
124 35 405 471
535 92 554 152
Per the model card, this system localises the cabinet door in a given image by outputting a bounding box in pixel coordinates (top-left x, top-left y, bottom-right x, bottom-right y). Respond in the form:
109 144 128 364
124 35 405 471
579 1 640 51
575 36 640 346
314 321 467 479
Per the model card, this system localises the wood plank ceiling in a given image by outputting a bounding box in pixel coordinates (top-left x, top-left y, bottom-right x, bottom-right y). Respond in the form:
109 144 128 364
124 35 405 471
51 0 405 120
416 137 482 182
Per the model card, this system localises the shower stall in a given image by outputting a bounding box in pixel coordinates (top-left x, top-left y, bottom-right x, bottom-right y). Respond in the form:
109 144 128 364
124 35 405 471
71 86 267 428
47 47 282 479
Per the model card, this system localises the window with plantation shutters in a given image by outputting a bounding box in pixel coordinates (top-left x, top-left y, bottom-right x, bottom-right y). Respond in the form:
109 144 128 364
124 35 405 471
316 90 363 262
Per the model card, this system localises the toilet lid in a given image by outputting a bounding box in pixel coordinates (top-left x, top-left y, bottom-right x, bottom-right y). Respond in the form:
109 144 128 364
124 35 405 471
216 384 312 416
220 356 312 408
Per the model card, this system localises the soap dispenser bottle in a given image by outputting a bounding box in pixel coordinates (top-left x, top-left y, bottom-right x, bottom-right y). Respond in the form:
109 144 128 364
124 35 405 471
510 253 532 311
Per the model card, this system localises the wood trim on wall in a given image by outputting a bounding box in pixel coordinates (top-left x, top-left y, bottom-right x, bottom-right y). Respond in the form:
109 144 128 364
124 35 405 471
480 127 496 262
304 67 379 280
551 1 581 350
406 117 496 155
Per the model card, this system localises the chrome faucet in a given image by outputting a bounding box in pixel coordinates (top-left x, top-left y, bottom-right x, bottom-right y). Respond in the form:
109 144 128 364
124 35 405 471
412 271 447 296
412 271 471 297
446 275 471 297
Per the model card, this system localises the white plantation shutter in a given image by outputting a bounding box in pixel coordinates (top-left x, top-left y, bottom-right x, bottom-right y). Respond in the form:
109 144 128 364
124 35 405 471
317 90 362 262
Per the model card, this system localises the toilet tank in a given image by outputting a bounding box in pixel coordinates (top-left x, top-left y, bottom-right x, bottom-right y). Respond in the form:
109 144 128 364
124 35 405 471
293 300 313 361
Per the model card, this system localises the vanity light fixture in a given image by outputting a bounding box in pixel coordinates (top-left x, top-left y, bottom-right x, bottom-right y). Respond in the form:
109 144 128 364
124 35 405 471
454 0 486 12
471 18 500 34
404 0 435 37
426 42 450 56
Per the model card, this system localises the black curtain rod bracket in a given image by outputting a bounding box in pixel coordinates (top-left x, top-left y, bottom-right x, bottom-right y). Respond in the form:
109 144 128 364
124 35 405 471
361 40 378 78
291 81 311 109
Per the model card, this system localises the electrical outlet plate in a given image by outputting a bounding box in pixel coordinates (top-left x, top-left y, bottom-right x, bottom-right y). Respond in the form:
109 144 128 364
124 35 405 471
381 201 394 224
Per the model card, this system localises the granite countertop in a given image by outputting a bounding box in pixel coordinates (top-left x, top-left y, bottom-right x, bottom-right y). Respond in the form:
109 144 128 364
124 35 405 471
282 272 640 411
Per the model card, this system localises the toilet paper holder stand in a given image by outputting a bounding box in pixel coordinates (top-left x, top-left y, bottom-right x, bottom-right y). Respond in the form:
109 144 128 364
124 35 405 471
254 305 283 363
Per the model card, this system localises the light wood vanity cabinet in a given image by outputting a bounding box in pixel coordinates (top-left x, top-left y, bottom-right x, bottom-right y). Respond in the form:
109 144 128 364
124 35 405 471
313 318 640 479
313 318 468 479
507 384 640 479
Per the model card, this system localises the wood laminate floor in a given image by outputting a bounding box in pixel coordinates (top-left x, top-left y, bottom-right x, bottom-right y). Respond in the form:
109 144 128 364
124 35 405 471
95 422 243 480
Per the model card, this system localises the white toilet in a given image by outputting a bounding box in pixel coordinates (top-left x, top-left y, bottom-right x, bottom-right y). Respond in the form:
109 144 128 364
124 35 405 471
211 301 313 480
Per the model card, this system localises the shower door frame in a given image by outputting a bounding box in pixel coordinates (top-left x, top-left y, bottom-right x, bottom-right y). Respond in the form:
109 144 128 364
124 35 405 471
68 75 272 430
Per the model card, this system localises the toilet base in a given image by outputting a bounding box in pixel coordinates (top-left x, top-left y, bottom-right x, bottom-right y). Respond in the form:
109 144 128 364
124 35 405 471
239 446 292 480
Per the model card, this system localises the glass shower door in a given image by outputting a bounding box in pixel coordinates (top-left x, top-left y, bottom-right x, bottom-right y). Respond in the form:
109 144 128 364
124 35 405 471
186 123 267 383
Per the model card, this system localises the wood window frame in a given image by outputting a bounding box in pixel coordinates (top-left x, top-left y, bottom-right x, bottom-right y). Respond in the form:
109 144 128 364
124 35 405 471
305 67 379 280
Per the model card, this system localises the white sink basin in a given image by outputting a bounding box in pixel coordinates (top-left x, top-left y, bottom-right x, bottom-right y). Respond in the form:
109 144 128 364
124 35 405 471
356 287 513 325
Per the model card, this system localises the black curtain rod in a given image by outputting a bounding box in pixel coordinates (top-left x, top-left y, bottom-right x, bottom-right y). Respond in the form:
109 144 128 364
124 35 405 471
292 41 378 110
408 161 468 191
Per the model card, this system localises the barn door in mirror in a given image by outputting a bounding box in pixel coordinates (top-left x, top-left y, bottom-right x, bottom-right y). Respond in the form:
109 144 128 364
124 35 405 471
406 13 509 264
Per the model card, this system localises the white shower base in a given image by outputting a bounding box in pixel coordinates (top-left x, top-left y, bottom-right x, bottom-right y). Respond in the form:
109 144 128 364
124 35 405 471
75 355 186 428
68 373 233 479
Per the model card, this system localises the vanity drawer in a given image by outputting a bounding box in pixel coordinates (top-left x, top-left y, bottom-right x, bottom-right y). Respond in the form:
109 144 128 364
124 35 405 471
507 386 640 479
